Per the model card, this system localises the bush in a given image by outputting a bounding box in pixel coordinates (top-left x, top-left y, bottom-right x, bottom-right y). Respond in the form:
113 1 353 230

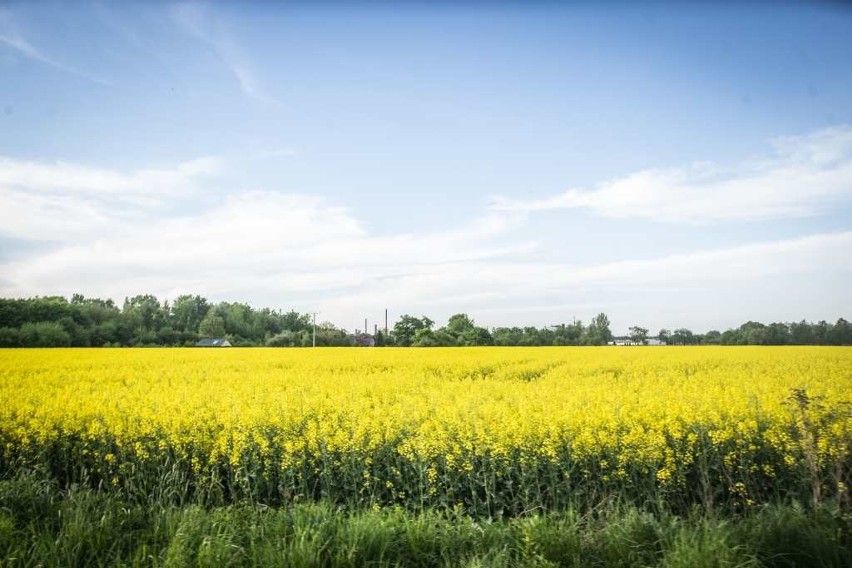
19 321 71 347
0 326 20 347
266 331 296 347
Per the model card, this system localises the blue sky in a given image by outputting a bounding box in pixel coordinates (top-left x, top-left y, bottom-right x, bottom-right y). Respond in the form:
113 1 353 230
1 1 851 334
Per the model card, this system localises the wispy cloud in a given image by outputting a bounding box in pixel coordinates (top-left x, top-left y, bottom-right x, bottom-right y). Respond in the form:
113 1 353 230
492 125 852 223
0 155 222 241
315 230 852 330
0 153 848 331
0 150 532 319
0 186 530 309
0 29 110 86
170 2 279 106
1 127 849 332
0 156 220 197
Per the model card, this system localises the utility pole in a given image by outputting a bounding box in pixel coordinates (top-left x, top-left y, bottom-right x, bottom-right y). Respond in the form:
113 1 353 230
312 312 317 347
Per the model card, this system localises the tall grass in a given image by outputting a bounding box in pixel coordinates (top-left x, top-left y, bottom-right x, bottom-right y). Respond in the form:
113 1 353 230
0 474 849 567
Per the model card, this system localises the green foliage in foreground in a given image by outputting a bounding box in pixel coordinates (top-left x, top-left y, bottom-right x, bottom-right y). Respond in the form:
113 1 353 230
0 475 849 567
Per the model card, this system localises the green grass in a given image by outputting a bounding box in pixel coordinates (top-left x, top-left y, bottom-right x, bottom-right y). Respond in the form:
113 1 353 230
0 475 849 567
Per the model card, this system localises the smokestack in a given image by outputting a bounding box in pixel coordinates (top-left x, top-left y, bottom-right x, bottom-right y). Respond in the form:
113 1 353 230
365 318 368 336
385 309 388 333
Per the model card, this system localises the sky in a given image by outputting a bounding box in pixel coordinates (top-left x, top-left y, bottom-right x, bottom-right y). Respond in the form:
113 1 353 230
1 1 851 335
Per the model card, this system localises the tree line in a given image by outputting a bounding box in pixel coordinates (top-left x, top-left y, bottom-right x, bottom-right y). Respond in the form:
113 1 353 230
389 313 614 347
0 294 349 348
654 319 852 346
0 294 848 347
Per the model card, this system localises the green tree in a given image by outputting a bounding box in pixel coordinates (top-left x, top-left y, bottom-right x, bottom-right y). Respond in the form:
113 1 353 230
672 328 695 345
446 313 475 337
374 329 386 347
19 321 71 347
493 326 522 346
313 321 351 346
217 302 257 342
412 327 437 347
441 313 493 346
59 316 89 346
0 299 26 328
703 330 722 344
812 320 831 344
0 327 20 347
553 321 584 346
766 322 790 345
629 326 649 345
171 295 210 334
790 320 815 345
25 296 73 324
91 320 119 346
198 310 226 338
156 326 179 346
123 295 165 332
279 310 312 333
739 321 767 345
583 313 612 345
829 318 852 345
267 330 296 347
465 326 494 346
70 294 120 329
392 315 433 347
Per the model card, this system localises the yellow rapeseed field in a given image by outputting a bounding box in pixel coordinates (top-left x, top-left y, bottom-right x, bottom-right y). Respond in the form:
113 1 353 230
0 347 849 513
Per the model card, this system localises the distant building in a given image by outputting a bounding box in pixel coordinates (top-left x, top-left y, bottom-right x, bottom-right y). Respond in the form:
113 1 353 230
610 337 663 346
351 333 376 347
196 338 232 347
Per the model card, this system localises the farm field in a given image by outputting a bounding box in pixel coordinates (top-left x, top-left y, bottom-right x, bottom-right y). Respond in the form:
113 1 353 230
0 346 850 566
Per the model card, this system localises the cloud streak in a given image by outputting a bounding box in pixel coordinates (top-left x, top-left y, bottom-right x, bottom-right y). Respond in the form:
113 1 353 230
492 125 852 223
0 29 110 85
171 2 279 106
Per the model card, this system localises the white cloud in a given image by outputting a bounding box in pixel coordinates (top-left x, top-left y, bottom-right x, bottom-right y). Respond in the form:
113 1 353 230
317 231 852 330
0 130 849 332
2 166 848 331
0 156 220 196
492 125 852 223
0 133 528 305
171 2 279 106
0 189 529 299
0 155 221 241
